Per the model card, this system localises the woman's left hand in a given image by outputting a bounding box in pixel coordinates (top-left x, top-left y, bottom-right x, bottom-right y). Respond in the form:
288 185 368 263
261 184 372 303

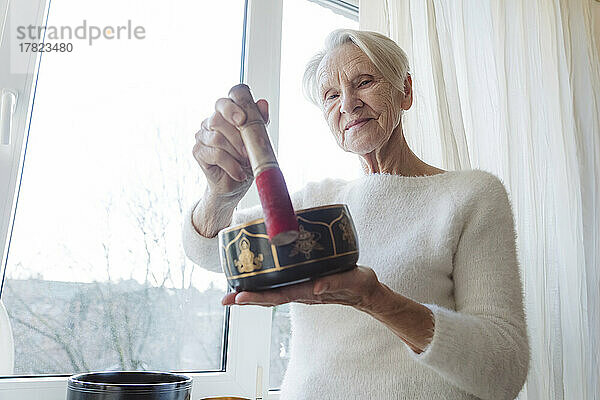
222 265 435 353
221 265 385 313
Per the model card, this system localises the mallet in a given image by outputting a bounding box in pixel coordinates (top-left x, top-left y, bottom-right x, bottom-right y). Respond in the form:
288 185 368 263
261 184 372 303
228 84 299 246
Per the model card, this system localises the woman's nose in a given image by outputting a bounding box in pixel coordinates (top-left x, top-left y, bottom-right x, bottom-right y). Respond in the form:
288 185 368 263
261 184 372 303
340 91 362 114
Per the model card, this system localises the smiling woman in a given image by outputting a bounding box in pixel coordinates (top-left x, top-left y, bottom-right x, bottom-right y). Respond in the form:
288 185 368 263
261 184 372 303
303 30 440 176
317 45 408 158
184 29 529 400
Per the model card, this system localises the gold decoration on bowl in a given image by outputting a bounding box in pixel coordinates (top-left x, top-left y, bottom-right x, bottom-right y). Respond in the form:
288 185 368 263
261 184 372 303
338 213 356 248
219 204 359 289
226 250 358 280
289 224 323 259
226 211 356 280
234 237 264 273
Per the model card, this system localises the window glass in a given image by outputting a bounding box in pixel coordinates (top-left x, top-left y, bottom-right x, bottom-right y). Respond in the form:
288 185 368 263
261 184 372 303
270 0 359 389
1 0 244 375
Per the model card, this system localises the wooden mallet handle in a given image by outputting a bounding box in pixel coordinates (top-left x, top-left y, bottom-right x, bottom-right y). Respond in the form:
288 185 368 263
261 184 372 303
228 84 299 246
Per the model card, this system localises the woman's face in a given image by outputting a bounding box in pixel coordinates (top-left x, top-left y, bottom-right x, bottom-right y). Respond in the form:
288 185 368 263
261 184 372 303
317 43 408 155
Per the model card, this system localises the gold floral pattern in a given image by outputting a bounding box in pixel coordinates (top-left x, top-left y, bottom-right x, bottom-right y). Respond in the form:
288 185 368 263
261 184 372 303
234 237 264 273
338 216 356 248
289 225 324 259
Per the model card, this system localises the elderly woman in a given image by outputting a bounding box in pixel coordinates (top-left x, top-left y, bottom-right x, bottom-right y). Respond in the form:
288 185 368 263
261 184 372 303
184 29 529 399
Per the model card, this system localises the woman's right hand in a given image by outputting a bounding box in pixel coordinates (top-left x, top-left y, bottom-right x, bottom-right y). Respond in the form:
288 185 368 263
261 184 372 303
193 96 269 201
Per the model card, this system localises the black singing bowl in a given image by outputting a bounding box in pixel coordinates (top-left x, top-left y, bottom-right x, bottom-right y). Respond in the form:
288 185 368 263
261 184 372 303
218 204 359 291
67 371 192 400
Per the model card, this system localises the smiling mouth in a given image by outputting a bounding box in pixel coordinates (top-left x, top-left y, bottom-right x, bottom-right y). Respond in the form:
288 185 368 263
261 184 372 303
345 118 372 131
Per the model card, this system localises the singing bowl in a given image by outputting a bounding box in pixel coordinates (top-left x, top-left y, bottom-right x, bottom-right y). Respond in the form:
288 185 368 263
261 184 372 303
67 371 192 400
218 204 359 291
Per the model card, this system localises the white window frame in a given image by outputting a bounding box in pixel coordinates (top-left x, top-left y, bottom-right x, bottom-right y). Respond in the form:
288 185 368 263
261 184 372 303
0 0 49 297
0 1 357 399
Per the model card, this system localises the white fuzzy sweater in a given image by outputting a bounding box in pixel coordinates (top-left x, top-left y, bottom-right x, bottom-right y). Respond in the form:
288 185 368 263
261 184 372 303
182 170 529 400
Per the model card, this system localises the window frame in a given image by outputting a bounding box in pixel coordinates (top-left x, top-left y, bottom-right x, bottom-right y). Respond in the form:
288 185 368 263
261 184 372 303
0 0 49 296
0 0 357 399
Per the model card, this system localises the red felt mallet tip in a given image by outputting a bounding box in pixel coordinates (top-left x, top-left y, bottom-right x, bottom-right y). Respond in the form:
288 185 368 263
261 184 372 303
255 167 299 245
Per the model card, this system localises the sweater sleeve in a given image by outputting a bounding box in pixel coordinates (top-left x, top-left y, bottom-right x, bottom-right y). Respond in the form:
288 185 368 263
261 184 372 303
408 172 529 400
181 200 221 273
181 198 266 273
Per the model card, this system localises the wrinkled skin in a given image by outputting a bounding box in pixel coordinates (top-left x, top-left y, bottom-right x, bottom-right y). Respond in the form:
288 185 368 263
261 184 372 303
318 42 407 155
222 266 382 312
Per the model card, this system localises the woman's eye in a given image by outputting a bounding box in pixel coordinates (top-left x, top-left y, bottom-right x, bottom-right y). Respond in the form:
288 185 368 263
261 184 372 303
359 80 372 87
327 94 339 101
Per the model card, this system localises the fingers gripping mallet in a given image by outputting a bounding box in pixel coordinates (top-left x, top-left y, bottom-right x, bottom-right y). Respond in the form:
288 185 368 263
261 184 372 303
228 84 299 246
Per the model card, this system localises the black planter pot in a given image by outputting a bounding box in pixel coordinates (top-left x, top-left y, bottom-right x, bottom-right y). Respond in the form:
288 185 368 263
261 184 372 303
67 371 192 400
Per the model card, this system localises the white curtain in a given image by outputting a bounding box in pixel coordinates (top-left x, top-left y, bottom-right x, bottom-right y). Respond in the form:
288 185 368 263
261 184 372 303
359 0 600 399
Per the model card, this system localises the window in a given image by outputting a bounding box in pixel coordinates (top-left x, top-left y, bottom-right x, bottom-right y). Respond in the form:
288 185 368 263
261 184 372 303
1 0 245 376
270 0 359 390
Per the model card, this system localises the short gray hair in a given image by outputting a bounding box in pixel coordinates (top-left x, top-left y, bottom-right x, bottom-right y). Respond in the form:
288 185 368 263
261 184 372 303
302 29 410 107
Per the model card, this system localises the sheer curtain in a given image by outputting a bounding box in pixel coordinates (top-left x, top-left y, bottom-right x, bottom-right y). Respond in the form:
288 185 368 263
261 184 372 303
359 1 600 399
